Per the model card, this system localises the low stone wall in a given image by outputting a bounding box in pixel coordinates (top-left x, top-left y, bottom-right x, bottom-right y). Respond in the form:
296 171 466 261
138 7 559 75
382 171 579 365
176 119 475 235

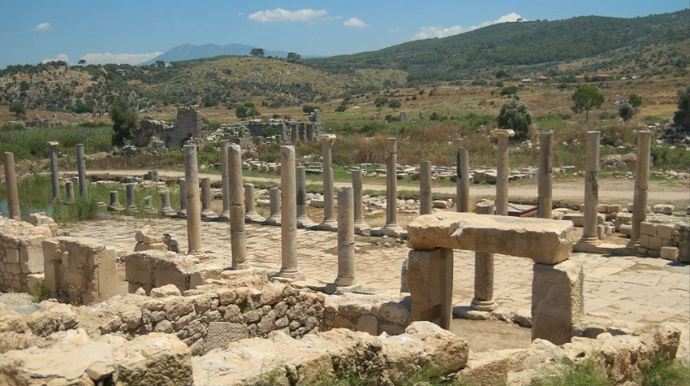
0 217 53 293
323 293 411 335
638 221 688 261
123 250 207 294
42 237 119 305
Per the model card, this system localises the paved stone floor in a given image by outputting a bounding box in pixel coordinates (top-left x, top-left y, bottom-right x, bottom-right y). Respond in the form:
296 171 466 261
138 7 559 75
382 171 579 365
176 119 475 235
63 215 690 328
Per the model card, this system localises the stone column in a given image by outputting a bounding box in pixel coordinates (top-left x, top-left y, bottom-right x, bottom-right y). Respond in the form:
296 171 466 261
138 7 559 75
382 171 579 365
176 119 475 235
219 141 231 220
143 196 154 212
244 183 264 222
228 144 248 269
631 131 652 245
335 186 356 286
581 131 600 244
382 138 403 236
352 168 370 235
319 134 337 231
125 183 137 212
277 146 302 279
420 161 432 215
48 141 60 202
201 177 217 219
408 248 454 330
538 132 553 219
472 201 496 312
177 178 187 218
76 143 87 197
3 152 20 220
493 130 514 216
159 190 176 217
64 180 74 203
456 148 470 212
264 187 281 225
184 145 203 254
107 191 123 211
296 166 314 228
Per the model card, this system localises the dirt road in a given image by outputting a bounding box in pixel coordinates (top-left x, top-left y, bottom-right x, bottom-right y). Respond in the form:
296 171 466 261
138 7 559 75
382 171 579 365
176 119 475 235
83 169 689 205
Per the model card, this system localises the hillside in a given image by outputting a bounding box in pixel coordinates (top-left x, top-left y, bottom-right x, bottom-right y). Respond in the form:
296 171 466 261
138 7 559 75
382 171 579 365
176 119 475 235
140 43 299 65
305 10 690 82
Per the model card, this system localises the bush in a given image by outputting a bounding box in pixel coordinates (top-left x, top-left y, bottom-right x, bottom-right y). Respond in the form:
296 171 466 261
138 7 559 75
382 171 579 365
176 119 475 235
335 104 347 112
618 102 635 121
374 96 389 107
387 99 401 109
500 85 518 96
497 97 532 141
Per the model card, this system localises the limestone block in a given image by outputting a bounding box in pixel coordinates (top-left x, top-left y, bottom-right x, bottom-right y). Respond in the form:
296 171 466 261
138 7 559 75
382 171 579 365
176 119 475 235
531 260 584 345
408 248 453 329
356 315 378 335
648 236 662 251
564 213 584 227
660 247 679 261
407 212 575 264
606 204 621 213
619 224 632 236
4 247 19 264
596 204 608 213
652 204 675 215
640 222 657 237
42 239 61 261
640 235 651 248
151 284 182 298
656 224 674 240
205 322 250 352
113 333 193 385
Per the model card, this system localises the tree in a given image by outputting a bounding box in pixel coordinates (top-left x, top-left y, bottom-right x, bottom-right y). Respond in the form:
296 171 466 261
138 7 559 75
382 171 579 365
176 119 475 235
618 102 634 121
628 93 643 109
287 52 301 61
387 99 401 109
9 103 27 119
572 85 605 122
673 86 690 131
500 85 518 96
250 48 265 58
497 97 532 141
110 96 138 147
155 60 166 69
374 96 389 108
302 105 319 114
335 104 347 112
78 59 86 65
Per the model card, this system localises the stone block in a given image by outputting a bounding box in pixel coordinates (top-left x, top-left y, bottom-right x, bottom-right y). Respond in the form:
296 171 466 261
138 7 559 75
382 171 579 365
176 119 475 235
20 244 45 273
640 235 651 248
532 260 584 345
356 315 378 335
565 213 584 227
606 204 621 213
656 224 674 240
619 224 632 236
652 204 675 215
596 204 607 213
43 260 60 295
5 247 19 264
42 239 61 261
640 222 657 237
648 236 662 251
408 248 453 330
407 212 575 264
205 322 250 352
660 247 679 261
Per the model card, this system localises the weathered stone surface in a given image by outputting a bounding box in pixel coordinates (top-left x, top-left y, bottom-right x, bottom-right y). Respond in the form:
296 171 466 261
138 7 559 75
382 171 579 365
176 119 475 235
205 322 250 352
407 212 575 264
408 248 453 329
113 333 193 385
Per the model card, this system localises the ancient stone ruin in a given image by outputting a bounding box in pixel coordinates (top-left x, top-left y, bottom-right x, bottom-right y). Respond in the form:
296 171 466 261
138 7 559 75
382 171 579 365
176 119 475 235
135 106 207 148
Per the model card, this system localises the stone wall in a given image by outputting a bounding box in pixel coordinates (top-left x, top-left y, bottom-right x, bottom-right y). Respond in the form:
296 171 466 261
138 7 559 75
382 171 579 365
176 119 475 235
638 221 688 260
42 237 119 305
123 250 205 294
135 106 206 148
322 293 411 336
0 217 53 293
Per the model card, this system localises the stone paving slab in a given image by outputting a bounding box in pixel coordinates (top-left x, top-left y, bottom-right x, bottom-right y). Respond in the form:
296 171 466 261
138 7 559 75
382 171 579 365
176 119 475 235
63 217 690 327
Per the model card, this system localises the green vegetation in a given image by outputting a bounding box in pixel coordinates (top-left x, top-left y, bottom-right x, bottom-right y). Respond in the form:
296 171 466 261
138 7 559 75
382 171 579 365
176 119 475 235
110 96 138 147
0 125 112 161
618 102 635 121
673 86 690 131
531 357 611 386
572 85 605 122
9 103 27 120
497 97 533 141
643 355 690 386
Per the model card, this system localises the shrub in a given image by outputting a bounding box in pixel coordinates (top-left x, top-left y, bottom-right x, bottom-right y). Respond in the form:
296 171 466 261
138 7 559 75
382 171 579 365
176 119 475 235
497 97 532 141
335 104 347 112
500 85 518 96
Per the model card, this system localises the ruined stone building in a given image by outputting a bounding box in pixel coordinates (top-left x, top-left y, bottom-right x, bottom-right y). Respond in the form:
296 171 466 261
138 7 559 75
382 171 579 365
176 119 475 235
135 106 207 148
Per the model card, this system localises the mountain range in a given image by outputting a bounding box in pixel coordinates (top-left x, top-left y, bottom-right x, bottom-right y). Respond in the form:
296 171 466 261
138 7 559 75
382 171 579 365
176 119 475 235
141 43 321 65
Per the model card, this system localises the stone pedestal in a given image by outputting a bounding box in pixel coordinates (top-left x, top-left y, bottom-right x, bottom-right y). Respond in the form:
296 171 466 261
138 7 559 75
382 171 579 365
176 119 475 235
177 178 187 218
76 143 87 197
472 200 496 312
456 148 470 213
244 183 264 223
264 187 281 226
201 177 218 220
420 161 432 215
64 181 74 203
48 141 60 202
408 248 454 330
296 166 314 228
219 141 231 220
580 131 600 245
335 187 355 286
277 146 302 279
493 130 514 216
3 152 20 219
382 138 403 236
631 131 652 246
184 145 203 254
143 196 154 213
538 131 553 219
107 191 123 211
125 183 137 212
229 144 248 269
352 168 370 235
532 260 584 345
319 134 337 231
159 190 176 217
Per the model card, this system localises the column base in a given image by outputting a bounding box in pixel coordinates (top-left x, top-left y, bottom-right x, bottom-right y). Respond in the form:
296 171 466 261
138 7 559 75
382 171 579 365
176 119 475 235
471 298 498 312
177 210 187 219
232 262 251 270
245 212 265 223
354 222 371 236
577 236 599 246
160 208 177 217
297 216 315 229
263 215 281 226
219 211 231 221
201 210 219 220
126 207 138 213
334 276 356 287
108 204 124 212
381 223 405 237
325 282 361 295
272 270 305 281
317 219 338 232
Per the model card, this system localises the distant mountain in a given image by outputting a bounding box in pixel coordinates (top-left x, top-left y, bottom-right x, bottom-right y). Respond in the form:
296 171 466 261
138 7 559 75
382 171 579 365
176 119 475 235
141 43 321 65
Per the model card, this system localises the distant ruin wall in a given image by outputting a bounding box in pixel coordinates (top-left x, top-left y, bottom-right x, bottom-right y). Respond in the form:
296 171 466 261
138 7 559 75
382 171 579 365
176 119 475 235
135 107 206 148
0 217 53 292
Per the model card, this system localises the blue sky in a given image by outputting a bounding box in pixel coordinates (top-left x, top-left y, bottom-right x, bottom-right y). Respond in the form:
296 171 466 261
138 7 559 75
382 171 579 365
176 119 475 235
1 0 687 68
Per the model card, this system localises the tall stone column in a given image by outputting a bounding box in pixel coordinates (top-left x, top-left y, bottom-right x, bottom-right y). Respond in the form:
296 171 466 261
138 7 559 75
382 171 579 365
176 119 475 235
125 183 137 212
228 144 248 269
335 186 355 286
296 166 314 228
581 131 600 245
200 177 217 219
219 141 231 220
48 141 60 202
493 130 514 216
277 146 302 279
420 161 432 215
64 180 74 203
76 143 87 197
177 178 187 218
184 145 203 254
382 138 403 236
631 131 652 246
538 132 553 219
456 148 470 213
3 152 20 220
319 134 337 231
160 190 176 216
244 183 264 222
264 187 282 225
352 168 370 235
472 200 497 312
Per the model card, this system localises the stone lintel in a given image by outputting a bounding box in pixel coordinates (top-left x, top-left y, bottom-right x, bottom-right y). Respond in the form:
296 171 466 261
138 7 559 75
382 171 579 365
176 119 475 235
407 212 574 264
492 129 515 137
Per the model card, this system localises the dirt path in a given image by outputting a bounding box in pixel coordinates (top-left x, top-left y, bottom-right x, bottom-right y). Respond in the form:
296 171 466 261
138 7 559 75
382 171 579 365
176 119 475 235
82 169 689 205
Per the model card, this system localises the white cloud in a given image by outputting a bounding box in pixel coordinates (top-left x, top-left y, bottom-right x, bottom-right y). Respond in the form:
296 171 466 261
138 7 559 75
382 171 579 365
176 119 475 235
78 52 163 65
248 8 327 23
343 17 367 28
388 27 401 34
412 13 522 40
33 22 50 31
41 53 69 64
